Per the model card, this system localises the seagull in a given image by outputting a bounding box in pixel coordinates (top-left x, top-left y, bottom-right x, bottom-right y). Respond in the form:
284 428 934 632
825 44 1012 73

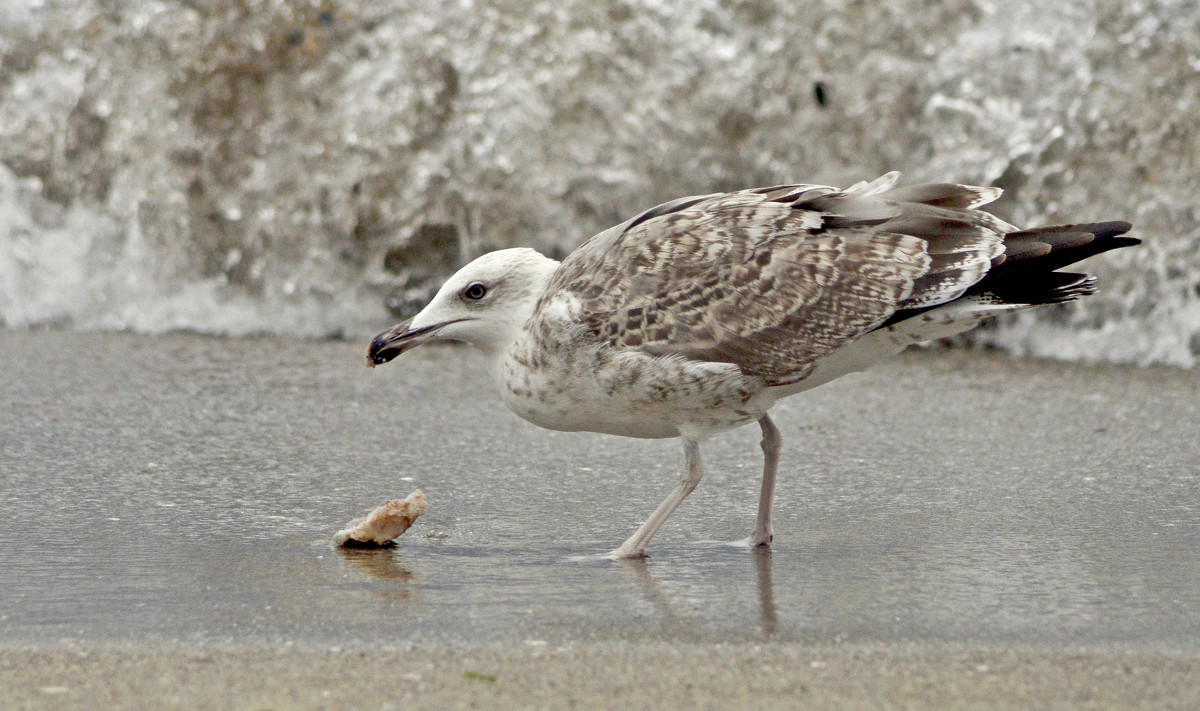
367 172 1138 558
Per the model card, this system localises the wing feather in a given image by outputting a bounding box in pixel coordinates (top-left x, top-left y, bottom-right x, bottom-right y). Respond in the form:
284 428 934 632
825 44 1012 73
539 174 1009 385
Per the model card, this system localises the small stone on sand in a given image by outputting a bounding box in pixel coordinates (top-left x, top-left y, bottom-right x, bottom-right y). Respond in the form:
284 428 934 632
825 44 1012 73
334 490 427 547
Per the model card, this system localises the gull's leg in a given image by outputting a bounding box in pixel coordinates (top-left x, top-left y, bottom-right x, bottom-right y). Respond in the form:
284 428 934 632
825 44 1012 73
750 414 781 547
609 439 704 559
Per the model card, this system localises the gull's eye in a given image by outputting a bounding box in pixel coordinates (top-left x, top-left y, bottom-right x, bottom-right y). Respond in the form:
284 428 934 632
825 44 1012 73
462 282 488 301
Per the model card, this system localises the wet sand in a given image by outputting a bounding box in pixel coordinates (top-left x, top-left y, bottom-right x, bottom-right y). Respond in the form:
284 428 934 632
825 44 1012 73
4 644 1200 711
2 330 1199 708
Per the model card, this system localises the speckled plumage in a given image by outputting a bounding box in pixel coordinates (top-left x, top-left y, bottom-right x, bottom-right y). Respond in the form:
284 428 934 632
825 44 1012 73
367 172 1138 558
540 173 1008 387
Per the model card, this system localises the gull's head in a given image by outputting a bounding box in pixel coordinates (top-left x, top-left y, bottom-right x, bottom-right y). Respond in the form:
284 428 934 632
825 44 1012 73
367 248 560 366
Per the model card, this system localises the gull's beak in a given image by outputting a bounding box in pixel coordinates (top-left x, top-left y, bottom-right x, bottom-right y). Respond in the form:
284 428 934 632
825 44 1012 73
366 320 457 367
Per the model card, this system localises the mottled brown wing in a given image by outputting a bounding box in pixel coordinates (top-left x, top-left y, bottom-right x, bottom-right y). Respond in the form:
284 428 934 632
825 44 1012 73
543 175 1007 385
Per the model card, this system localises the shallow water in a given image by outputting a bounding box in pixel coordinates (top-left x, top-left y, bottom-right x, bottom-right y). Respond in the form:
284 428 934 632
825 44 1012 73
2 331 1198 650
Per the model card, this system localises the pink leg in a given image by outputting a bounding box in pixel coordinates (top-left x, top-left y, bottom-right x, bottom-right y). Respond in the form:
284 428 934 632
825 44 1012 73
610 439 703 559
751 415 781 547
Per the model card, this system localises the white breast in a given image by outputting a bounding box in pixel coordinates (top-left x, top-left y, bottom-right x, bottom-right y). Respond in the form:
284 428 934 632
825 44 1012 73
495 331 772 440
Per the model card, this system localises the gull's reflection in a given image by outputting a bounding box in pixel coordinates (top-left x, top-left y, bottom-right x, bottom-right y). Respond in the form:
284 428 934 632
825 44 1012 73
752 546 778 637
617 547 780 639
618 557 697 629
336 546 417 600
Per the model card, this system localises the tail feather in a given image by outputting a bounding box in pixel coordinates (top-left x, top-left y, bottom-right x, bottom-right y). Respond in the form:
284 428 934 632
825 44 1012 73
980 271 1097 306
876 220 1138 331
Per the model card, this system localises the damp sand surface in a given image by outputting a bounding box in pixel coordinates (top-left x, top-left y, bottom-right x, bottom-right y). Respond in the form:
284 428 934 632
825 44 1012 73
2 330 1199 708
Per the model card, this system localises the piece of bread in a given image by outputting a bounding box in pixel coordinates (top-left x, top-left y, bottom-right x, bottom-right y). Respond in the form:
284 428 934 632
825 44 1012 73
334 490 428 547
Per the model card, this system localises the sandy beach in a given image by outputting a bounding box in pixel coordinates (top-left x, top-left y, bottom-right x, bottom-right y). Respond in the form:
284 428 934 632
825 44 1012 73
4 644 1200 711
2 330 1198 708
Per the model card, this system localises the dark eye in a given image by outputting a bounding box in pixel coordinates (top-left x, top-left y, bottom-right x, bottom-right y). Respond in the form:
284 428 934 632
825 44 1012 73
463 282 488 301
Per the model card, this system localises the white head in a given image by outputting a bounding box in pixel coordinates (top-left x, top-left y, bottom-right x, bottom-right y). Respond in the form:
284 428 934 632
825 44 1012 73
367 248 560 365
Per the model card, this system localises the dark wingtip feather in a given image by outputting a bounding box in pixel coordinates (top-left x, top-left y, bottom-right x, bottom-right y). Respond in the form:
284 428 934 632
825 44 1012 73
1090 221 1133 239
994 222 1139 275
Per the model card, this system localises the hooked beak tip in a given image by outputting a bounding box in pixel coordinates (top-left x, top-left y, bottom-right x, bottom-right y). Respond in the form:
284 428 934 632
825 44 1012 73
366 348 395 367
366 318 460 368
365 322 413 368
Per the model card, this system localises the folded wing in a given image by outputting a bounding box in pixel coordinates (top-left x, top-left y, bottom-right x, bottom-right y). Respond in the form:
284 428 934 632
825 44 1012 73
541 173 1126 386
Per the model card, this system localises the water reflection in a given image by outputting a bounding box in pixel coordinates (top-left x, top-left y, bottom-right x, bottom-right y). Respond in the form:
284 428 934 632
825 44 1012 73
614 547 780 640
752 547 778 637
336 545 415 588
617 557 695 628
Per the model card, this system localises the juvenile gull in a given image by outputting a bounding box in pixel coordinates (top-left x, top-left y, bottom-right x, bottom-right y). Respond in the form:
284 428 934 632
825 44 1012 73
367 173 1138 558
